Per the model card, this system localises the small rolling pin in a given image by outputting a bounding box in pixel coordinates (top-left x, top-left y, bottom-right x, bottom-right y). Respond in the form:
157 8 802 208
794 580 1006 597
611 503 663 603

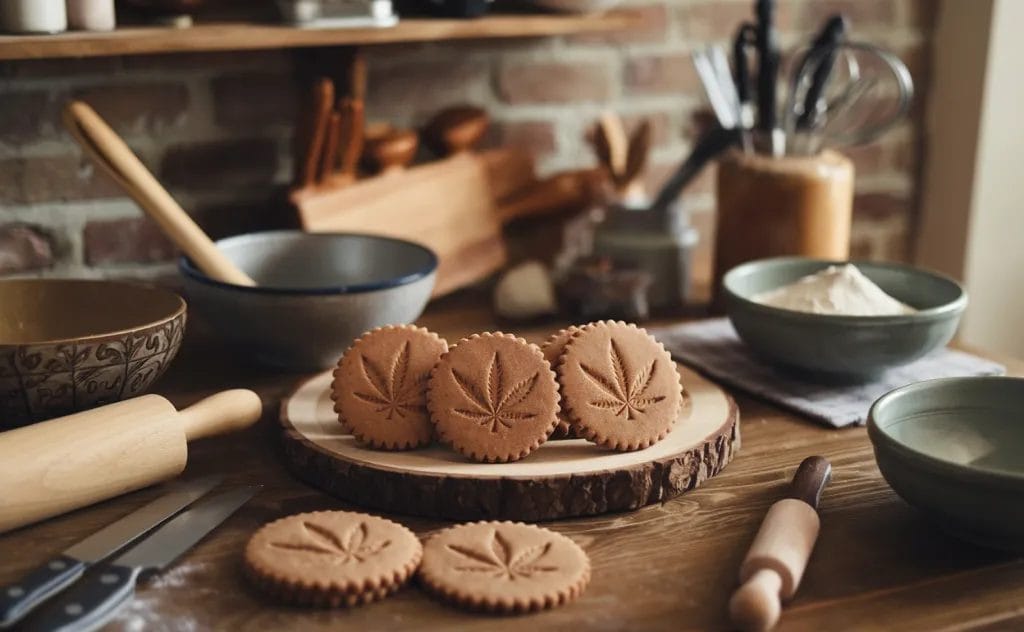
729 456 832 631
0 390 262 534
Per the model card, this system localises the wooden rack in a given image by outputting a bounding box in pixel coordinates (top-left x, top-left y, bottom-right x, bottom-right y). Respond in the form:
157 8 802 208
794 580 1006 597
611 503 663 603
0 12 640 61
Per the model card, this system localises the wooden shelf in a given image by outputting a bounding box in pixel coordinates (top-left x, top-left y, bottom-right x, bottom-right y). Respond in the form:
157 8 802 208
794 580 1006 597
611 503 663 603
0 12 640 61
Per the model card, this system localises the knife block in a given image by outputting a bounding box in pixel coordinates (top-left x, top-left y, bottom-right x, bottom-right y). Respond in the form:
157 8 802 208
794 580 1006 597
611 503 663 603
292 149 537 298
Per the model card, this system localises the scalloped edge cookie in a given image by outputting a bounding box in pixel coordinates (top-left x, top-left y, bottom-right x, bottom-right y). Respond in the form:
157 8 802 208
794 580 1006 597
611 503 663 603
418 521 591 614
243 510 422 608
331 325 448 450
557 320 682 451
426 332 560 463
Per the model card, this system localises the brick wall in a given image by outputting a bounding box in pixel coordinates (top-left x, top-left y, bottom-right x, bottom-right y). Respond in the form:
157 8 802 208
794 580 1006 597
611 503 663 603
0 0 933 283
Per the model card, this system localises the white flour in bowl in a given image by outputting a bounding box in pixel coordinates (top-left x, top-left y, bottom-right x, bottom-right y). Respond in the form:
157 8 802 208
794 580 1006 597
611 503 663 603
752 264 916 316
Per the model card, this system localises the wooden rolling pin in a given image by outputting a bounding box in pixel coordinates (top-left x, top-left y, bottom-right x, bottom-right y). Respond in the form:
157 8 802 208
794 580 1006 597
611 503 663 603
729 456 832 631
0 390 262 534
62 100 256 287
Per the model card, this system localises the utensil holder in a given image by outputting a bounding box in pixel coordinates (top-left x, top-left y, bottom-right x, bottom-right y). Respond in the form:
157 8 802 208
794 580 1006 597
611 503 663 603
713 149 854 301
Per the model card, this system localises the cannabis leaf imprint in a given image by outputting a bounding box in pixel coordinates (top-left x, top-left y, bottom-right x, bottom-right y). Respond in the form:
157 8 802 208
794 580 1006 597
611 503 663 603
450 352 538 433
352 341 428 420
270 521 390 564
446 530 558 580
580 338 665 420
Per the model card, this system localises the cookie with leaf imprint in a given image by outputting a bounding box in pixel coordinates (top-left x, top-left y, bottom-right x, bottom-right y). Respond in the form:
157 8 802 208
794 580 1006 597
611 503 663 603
332 325 448 450
540 326 584 439
243 511 422 607
418 521 591 613
557 320 683 451
426 332 560 463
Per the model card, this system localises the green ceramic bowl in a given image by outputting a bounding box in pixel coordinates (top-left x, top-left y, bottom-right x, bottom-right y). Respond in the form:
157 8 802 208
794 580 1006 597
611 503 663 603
868 377 1024 551
723 257 967 382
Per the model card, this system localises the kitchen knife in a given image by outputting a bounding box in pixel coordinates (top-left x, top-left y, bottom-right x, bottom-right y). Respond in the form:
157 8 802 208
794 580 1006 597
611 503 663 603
754 0 779 134
26 486 260 632
0 476 222 629
729 456 832 631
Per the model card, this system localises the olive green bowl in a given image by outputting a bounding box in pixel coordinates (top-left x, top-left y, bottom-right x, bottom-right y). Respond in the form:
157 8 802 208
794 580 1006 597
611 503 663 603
723 257 967 382
868 377 1024 551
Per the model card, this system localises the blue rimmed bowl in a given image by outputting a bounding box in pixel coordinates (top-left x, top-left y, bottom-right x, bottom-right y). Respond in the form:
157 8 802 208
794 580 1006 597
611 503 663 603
179 230 437 371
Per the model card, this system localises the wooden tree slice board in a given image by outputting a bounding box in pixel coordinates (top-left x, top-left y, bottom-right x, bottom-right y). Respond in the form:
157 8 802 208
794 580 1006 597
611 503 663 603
280 365 740 521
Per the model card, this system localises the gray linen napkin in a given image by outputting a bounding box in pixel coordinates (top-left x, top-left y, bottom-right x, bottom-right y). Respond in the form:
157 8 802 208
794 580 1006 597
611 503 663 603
652 318 1006 428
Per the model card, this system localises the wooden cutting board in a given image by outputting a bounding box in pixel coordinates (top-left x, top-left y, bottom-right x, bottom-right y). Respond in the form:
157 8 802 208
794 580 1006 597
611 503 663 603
279 364 740 521
293 152 512 298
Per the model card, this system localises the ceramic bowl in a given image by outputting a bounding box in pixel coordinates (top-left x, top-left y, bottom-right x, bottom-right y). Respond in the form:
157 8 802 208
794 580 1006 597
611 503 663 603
0 279 186 429
179 230 437 371
868 377 1024 551
723 257 967 381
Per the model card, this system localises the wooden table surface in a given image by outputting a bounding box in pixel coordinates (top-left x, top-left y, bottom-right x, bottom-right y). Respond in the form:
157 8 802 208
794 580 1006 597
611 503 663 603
2 292 1023 631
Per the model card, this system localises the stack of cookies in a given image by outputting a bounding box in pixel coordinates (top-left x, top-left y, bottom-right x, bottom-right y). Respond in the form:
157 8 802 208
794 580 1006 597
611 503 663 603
331 321 684 463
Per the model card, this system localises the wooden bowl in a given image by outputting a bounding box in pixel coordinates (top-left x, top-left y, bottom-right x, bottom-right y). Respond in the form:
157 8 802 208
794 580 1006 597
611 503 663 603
869 377 1024 551
0 279 186 429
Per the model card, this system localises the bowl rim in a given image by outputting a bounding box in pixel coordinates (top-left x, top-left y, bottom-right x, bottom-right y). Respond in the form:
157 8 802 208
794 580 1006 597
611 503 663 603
867 376 1024 484
0 279 186 347
723 256 968 324
177 230 439 295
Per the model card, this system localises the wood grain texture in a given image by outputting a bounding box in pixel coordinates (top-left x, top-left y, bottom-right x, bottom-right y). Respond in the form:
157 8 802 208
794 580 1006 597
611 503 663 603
279 368 738 521
0 13 642 61
294 152 507 298
0 291 1022 631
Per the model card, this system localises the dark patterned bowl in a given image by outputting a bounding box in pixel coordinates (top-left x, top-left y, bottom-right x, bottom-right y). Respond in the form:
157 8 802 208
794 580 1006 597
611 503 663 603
0 279 186 429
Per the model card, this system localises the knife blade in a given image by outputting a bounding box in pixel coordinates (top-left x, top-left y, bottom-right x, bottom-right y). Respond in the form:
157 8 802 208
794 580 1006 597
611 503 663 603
0 476 222 629
26 486 259 632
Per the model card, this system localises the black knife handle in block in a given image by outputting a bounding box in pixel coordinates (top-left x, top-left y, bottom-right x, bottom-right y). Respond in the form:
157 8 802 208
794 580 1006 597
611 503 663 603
25 564 139 632
0 555 85 629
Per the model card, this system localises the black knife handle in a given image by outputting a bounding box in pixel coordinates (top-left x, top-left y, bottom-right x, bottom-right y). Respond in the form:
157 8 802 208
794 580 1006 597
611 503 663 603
0 555 85 629
24 563 139 632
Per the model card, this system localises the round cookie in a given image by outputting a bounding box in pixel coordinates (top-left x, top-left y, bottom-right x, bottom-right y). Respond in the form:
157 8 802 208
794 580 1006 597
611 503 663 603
244 510 423 607
427 332 560 463
558 321 682 451
540 326 582 439
418 521 590 613
332 325 448 450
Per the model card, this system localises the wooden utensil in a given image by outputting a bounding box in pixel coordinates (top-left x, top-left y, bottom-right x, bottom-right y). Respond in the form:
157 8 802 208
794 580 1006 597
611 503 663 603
362 128 419 175
422 105 489 156
334 97 365 183
730 456 832 631
318 111 342 183
0 390 262 534
594 111 628 178
62 101 256 287
497 168 603 224
296 77 335 189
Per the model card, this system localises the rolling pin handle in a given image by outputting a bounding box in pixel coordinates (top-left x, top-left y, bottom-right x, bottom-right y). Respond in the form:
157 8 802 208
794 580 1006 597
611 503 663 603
729 568 783 632
179 390 263 442
787 456 832 509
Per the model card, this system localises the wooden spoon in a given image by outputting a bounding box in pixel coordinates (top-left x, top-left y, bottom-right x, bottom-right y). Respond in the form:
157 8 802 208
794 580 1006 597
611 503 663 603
362 128 419 175
422 105 489 156
62 101 256 287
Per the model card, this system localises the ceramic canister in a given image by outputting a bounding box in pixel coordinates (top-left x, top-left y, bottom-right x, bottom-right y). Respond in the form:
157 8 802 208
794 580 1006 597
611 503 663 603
67 0 117 31
0 0 67 33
